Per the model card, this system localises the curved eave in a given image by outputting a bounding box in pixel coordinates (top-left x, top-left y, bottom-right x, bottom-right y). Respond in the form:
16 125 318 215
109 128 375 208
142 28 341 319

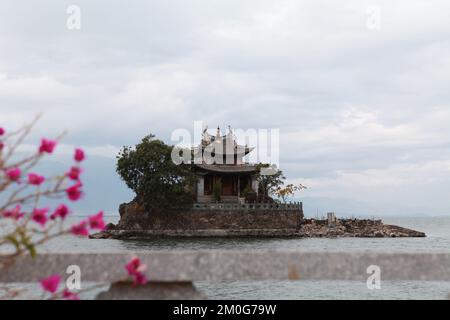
193 164 258 174
192 145 254 156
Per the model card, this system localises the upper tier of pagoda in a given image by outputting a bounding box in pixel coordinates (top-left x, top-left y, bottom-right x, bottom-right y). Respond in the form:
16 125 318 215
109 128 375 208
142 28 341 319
192 125 254 165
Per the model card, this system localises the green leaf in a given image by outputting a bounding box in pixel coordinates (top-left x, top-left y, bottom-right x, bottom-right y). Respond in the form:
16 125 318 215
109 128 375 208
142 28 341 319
116 134 195 210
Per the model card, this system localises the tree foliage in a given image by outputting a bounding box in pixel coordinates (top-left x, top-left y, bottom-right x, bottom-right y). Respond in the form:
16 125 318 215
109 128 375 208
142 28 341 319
256 163 285 202
116 134 195 210
274 183 307 203
256 164 307 203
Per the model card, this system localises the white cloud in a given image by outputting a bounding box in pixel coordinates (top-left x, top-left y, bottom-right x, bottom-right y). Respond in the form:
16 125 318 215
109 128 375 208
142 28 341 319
1 0 450 214
0 73 77 100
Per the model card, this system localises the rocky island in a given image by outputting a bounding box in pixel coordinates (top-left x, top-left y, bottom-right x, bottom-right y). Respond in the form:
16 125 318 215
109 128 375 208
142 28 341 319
299 218 425 238
95 128 425 240
90 200 425 239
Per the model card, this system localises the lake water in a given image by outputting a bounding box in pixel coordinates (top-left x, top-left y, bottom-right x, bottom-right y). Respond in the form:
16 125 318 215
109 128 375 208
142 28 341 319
3 216 450 299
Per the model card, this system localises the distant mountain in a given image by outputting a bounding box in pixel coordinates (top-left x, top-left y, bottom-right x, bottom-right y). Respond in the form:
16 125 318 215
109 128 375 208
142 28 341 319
77 156 134 215
5 155 134 216
296 196 382 218
294 196 446 218
6 153 446 218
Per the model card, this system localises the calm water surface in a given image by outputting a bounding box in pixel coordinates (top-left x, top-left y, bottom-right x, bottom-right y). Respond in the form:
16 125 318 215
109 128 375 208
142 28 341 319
5 216 450 299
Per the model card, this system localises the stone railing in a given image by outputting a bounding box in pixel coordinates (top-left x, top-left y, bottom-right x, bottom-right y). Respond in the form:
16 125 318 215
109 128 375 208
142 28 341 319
192 202 302 211
1 251 450 299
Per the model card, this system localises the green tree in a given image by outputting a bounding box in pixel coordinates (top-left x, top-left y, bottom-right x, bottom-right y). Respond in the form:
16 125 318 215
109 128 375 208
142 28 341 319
116 134 195 210
256 163 285 202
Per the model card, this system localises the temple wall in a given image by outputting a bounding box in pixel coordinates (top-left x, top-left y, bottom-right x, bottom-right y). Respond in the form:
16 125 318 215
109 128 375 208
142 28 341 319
117 201 303 232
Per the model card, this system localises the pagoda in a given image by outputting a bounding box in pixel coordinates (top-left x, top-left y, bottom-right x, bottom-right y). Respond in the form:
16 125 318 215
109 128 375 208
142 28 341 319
191 126 259 203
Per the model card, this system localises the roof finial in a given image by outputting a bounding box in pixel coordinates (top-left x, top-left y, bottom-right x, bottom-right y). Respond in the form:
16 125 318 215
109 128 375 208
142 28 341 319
215 125 222 143
202 125 211 143
227 125 234 142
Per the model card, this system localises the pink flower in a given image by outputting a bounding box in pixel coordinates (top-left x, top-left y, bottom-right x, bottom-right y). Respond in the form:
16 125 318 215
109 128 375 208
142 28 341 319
39 138 57 154
74 148 85 162
2 205 25 220
133 273 148 286
40 275 61 294
63 289 80 300
66 182 83 201
28 173 45 185
125 257 143 276
71 221 89 236
125 257 147 276
125 257 148 286
67 166 81 181
0 127 4 136
5 167 21 181
32 208 49 227
88 211 105 230
50 204 69 220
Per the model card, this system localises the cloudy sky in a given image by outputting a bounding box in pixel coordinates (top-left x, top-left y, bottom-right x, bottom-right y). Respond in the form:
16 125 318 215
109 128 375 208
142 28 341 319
1 0 449 216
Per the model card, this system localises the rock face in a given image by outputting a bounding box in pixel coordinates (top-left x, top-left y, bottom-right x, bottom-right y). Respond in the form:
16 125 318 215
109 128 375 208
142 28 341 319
299 218 426 238
89 201 426 239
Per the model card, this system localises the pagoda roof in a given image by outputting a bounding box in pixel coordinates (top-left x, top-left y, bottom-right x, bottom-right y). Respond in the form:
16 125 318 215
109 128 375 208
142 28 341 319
192 125 254 156
194 164 258 174
192 144 254 156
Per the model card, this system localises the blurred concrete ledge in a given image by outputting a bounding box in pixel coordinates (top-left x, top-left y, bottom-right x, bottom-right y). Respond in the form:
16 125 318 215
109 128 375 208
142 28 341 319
1 251 450 299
